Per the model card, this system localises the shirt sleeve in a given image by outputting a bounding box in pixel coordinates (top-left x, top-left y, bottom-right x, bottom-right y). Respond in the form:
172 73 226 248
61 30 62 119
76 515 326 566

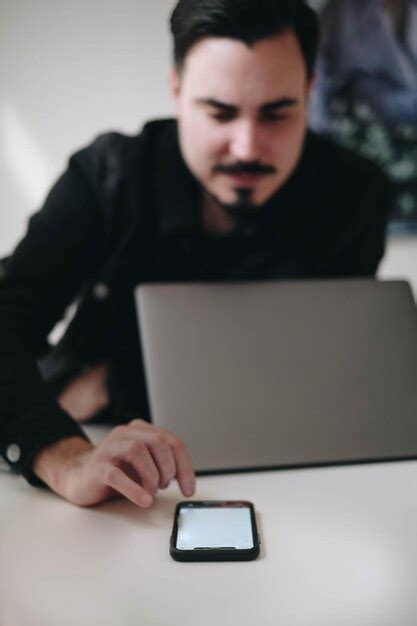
0 149 107 487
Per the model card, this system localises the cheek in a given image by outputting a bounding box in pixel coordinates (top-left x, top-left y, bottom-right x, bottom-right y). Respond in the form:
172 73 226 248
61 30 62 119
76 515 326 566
271 118 306 168
184 116 227 163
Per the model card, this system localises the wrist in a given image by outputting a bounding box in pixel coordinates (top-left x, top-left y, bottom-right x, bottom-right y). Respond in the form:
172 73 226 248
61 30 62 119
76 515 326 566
31 436 94 495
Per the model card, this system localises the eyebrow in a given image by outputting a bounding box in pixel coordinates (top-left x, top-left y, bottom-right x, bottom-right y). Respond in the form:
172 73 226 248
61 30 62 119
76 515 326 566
194 97 298 112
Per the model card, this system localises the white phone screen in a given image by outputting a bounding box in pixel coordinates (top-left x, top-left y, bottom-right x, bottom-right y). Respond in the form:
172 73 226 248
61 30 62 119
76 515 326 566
176 506 254 550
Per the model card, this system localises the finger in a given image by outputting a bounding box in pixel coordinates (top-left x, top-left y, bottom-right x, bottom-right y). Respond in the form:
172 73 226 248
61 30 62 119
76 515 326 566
121 439 160 497
130 429 176 488
128 421 176 488
101 464 153 508
104 430 160 496
128 418 154 430
128 420 195 494
148 439 176 489
166 435 196 497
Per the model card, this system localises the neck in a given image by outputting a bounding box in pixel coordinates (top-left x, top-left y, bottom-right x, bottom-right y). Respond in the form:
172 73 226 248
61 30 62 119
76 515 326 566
201 191 237 236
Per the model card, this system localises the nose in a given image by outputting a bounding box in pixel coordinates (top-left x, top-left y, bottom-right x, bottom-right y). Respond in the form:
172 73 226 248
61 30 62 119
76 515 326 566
229 119 263 163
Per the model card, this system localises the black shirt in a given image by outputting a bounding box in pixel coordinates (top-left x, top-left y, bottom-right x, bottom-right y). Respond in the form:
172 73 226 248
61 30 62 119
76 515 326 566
0 118 394 486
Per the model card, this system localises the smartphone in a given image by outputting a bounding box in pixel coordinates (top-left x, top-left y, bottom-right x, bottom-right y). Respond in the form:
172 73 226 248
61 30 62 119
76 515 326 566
170 500 260 562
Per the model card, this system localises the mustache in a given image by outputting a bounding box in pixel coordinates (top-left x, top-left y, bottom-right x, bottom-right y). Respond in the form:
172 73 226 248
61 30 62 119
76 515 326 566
214 161 276 175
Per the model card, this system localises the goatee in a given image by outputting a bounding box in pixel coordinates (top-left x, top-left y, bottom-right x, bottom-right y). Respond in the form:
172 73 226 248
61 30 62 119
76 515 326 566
210 187 261 220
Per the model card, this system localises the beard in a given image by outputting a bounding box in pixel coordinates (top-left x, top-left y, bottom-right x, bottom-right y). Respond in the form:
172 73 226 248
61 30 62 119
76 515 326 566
208 160 277 220
221 187 260 219
206 186 262 221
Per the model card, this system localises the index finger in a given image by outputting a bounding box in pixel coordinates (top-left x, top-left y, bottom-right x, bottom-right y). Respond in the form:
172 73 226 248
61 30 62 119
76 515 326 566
167 435 196 497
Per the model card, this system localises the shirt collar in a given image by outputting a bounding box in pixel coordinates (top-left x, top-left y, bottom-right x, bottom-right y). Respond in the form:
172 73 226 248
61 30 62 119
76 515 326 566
150 118 200 238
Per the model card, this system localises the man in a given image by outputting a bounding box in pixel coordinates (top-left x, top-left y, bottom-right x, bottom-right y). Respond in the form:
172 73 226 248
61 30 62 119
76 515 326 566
0 0 393 509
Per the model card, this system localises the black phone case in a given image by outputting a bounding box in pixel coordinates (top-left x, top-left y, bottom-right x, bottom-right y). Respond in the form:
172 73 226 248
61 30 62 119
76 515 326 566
170 500 260 562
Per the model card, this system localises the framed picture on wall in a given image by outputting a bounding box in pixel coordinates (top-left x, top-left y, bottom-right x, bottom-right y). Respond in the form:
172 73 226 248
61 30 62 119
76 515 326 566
308 0 417 235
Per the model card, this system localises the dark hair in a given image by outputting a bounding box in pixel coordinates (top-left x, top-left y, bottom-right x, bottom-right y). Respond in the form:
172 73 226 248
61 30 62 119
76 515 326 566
170 0 320 79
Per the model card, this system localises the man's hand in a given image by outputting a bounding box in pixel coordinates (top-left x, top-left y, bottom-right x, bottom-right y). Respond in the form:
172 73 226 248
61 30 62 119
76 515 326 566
57 363 109 423
32 419 196 508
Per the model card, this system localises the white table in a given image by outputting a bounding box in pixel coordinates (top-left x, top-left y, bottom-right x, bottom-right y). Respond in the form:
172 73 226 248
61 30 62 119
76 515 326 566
1 425 417 626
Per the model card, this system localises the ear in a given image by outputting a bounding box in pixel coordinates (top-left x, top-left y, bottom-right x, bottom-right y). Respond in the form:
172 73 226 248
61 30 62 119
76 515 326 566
168 66 181 99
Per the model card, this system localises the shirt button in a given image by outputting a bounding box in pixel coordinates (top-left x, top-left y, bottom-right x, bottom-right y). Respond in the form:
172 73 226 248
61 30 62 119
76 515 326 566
93 282 110 300
6 444 21 463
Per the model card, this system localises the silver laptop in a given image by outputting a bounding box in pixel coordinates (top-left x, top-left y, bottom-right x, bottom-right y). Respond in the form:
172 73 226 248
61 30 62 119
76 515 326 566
135 279 417 473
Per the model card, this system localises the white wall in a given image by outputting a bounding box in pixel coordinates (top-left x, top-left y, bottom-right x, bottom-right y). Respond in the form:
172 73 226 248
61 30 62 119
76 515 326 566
2 0 417 297
1 0 175 256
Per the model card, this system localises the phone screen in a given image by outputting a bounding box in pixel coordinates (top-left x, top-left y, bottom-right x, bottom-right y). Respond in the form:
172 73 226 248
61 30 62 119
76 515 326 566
175 502 254 550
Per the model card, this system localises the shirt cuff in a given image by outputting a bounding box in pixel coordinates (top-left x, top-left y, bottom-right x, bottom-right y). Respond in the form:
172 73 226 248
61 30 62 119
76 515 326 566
0 405 90 487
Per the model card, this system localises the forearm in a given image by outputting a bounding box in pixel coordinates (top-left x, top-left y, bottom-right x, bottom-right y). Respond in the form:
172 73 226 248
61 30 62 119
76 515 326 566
0 321 90 485
0 142 109 487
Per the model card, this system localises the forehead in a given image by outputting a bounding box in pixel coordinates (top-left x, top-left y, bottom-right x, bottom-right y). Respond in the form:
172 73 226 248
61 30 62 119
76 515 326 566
180 31 307 104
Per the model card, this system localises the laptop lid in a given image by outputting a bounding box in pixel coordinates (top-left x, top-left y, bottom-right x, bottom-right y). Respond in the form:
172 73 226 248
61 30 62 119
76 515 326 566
135 279 417 473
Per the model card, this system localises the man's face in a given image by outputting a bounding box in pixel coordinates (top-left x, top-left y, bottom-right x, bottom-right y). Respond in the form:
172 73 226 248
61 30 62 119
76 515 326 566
170 30 312 218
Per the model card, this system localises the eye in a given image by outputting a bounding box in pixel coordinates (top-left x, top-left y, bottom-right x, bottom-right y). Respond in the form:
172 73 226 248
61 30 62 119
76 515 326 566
209 112 235 123
261 113 288 123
